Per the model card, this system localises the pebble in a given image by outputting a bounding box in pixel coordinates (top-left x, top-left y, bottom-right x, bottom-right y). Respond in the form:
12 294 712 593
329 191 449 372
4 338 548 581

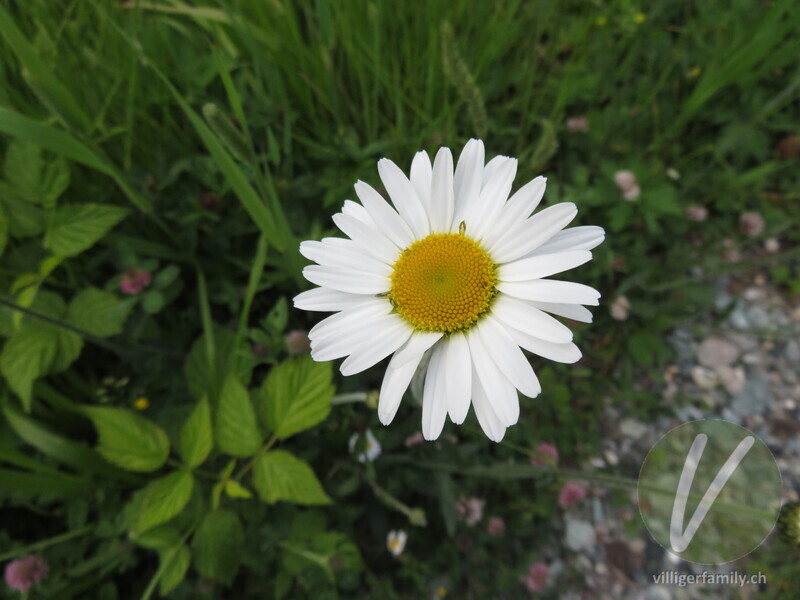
716 366 746 394
691 366 718 389
619 418 649 440
785 340 800 362
697 337 740 368
565 517 597 552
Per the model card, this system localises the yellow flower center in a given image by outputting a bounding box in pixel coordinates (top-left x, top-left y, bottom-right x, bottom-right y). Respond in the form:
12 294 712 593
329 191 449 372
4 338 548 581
388 232 497 333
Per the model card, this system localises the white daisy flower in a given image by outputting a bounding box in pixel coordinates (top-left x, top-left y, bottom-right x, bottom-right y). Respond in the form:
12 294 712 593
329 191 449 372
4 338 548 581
295 139 604 442
348 429 382 462
386 529 408 556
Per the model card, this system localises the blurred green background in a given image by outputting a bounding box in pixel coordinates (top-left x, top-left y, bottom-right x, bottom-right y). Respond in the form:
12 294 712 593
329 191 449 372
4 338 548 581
0 0 798 598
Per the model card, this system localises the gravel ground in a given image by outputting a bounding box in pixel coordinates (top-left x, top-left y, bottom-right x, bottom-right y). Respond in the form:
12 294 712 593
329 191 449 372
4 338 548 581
556 273 800 600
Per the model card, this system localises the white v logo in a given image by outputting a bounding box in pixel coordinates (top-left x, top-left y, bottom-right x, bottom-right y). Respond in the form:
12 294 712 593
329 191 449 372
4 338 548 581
669 433 755 553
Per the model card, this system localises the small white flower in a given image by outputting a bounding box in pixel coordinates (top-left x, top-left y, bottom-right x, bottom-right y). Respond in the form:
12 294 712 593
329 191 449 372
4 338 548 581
386 529 407 556
348 429 381 462
295 140 604 441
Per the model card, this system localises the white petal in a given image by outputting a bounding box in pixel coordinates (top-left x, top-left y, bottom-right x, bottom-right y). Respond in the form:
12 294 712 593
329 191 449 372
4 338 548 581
490 203 578 263
339 316 413 375
354 181 415 248
467 327 519 427
482 176 547 249
378 335 437 425
482 155 509 187
331 212 399 264
531 225 606 255
497 250 592 282
378 158 430 238
312 313 401 361
410 150 433 209
422 343 448 440
531 301 593 323
299 239 392 277
341 199 374 224
293 287 373 312
391 331 443 367
471 370 507 442
475 316 541 398
469 158 517 240
452 139 485 227
303 265 390 295
442 333 472 424
309 299 390 340
491 295 573 343
429 147 455 232
505 327 583 363
497 279 601 305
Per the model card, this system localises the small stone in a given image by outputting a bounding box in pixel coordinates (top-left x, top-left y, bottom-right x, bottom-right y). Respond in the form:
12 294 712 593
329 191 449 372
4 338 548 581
619 418 648 440
565 517 597 552
716 366 746 394
785 340 800 362
743 287 765 301
691 366 719 390
747 306 771 329
697 337 740 368
644 585 672 600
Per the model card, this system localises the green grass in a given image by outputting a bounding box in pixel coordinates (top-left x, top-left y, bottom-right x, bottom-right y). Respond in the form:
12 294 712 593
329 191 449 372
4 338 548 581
0 0 799 598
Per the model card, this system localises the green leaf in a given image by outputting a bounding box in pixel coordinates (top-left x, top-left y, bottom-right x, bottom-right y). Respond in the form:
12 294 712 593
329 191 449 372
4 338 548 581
179 396 213 468
131 525 182 550
48 328 83 374
184 326 254 400
215 376 261 458
224 480 253 499
258 356 334 439
83 407 170 472
45 203 128 257
67 288 131 338
125 470 194 535
191 509 244 585
0 107 150 212
252 450 331 506
0 320 57 409
159 544 191 596
2 401 126 478
3 140 70 207
141 290 165 314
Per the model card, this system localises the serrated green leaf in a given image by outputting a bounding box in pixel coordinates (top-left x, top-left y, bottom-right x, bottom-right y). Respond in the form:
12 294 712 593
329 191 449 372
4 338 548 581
258 356 334 439
252 450 331 506
67 288 130 338
159 544 191 596
45 203 128 257
83 406 169 472
125 471 194 535
48 328 83 373
179 396 213 468
2 140 69 207
0 321 57 409
224 480 253 499
0 188 44 238
215 376 261 457
131 524 182 550
191 509 243 585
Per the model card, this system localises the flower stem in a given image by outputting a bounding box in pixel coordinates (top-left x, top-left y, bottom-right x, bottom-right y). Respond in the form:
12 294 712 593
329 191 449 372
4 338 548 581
0 524 94 562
